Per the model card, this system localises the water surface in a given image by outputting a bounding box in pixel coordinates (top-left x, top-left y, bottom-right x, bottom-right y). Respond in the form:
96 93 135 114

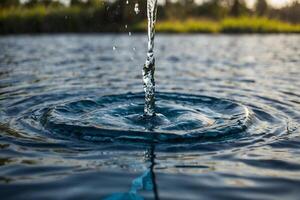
0 34 300 200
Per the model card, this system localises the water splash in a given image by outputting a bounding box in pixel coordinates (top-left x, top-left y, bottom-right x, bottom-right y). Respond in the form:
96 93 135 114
134 3 140 14
143 0 158 116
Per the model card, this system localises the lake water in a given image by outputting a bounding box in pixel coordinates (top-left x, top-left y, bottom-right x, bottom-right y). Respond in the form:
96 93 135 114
0 34 300 200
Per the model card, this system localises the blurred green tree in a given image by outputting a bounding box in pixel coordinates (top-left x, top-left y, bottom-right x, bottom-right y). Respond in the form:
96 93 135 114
0 0 20 8
24 0 64 7
276 0 300 23
70 0 85 6
86 0 103 6
24 0 39 7
255 0 268 16
229 0 250 16
40 0 53 6
196 0 229 19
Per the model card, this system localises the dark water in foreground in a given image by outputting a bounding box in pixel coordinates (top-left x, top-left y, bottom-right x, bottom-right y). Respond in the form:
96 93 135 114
0 34 300 200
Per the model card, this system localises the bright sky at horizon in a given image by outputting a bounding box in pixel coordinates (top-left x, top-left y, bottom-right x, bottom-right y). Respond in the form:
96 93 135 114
249 0 293 8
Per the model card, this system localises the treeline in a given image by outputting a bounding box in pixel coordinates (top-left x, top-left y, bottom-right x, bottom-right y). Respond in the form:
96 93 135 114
0 0 300 34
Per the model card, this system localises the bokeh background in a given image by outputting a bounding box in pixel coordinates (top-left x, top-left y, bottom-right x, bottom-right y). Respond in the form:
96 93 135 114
0 0 300 34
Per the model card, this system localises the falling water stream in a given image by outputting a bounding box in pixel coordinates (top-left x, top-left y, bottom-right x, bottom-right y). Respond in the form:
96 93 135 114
143 0 158 116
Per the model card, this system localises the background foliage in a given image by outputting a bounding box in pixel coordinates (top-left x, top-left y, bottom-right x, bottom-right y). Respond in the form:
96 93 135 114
0 0 300 34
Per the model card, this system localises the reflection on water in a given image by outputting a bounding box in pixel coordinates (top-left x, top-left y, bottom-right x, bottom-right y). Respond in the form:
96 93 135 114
0 34 300 200
105 147 158 200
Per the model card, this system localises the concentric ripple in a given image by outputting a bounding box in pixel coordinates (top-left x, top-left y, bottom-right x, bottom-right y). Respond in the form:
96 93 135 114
13 92 257 143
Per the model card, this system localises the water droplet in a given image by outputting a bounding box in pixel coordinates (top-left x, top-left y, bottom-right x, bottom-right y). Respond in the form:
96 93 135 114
128 32 132 36
125 24 128 29
133 47 136 51
126 0 129 4
113 46 116 51
134 3 140 14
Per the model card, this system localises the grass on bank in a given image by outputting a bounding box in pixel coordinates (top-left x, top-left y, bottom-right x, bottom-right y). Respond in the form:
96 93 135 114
135 17 300 33
221 17 300 33
0 6 105 33
151 19 219 33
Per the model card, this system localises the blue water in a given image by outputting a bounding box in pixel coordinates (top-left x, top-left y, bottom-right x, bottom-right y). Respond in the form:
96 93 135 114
0 34 300 200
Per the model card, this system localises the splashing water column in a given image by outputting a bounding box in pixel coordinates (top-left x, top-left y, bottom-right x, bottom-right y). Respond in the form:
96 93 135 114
143 0 158 117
